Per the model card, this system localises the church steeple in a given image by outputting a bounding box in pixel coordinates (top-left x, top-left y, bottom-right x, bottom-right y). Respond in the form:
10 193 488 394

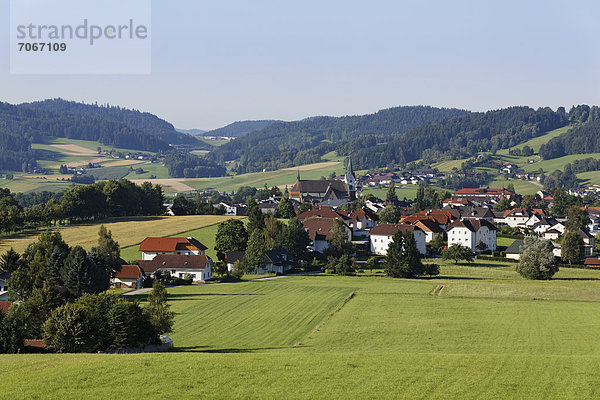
344 158 356 198
297 169 301 181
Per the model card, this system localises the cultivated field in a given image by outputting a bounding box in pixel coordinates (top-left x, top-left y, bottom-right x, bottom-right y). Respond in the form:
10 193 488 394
499 125 573 154
523 153 600 173
0 215 240 255
4 261 600 399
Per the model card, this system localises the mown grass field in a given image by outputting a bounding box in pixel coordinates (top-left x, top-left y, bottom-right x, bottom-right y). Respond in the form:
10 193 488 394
577 170 600 186
488 178 541 195
119 221 226 262
523 152 600 173
181 160 345 193
0 215 240 256
498 125 573 155
4 261 600 399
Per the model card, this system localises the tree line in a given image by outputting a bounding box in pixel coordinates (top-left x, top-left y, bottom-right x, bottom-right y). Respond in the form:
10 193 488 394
0 179 164 235
0 227 174 353
208 106 468 174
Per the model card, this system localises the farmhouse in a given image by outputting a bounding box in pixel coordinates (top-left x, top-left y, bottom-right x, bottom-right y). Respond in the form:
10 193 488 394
112 265 144 289
138 254 212 282
369 224 426 255
446 218 498 252
139 237 208 260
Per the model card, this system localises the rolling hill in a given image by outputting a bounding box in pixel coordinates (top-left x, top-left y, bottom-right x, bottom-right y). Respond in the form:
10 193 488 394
203 120 279 138
209 106 471 173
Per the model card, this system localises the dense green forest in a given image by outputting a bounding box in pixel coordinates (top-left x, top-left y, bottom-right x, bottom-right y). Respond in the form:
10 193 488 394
209 106 470 173
203 120 279 138
539 105 600 159
24 99 197 146
349 106 568 169
163 151 227 178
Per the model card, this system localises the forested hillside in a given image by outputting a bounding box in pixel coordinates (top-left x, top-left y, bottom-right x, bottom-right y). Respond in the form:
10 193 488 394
209 106 469 173
24 98 197 146
204 120 279 138
350 106 568 169
539 105 600 159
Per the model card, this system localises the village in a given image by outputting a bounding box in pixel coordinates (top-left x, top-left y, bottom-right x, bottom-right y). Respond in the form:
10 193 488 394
21 159 593 294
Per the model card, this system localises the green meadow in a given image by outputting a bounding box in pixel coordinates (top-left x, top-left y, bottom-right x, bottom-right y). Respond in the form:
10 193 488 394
4 261 600 399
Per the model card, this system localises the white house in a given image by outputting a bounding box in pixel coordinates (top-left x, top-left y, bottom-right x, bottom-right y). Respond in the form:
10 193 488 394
0 272 9 301
369 224 426 255
503 209 533 228
414 219 445 243
112 265 144 289
347 209 378 237
139 237 207 261
302 217 352 253
138 254 212 282
446 218 498 252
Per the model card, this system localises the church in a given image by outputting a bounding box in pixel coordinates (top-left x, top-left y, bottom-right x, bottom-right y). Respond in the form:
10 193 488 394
289 159 358 205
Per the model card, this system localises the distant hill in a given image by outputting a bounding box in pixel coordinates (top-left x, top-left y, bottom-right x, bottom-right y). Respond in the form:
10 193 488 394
208 106 470 173
203 120 279 138
0 100 176 172
177 128 207 136
24 99 198 146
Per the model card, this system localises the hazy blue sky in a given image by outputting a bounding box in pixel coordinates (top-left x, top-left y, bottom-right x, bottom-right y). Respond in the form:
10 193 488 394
1 0 599 129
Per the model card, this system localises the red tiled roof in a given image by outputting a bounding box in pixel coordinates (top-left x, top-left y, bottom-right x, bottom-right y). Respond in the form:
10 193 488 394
302 218 349 241
584 257 600 266
370 224 421 236
116 265 142 280
0 301 12 314
297 206 349 222
414 219 445 233
139 237 207 252
453 188 513 196
24 339 46 348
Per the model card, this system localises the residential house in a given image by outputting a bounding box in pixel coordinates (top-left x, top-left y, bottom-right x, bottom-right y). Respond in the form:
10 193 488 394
225 248 296 274
113 265 144 289
451 188 514 203
446 218 498 252
456 206 496 222
505 239 562 260
302 217 352 253
0 272 9 301
414 219 445 243
138 254 212 282
346 208 378 237
369 224 426 255
505 239 524 260
219 203 247 216
502 208 534 228
532 218 560 235
0 301 12 315
402 209 458 230
584 257 600 268
544 229 561 240
139 237 208 261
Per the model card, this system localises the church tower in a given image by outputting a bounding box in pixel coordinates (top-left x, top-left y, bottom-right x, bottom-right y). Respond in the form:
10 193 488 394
344 158 356 198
